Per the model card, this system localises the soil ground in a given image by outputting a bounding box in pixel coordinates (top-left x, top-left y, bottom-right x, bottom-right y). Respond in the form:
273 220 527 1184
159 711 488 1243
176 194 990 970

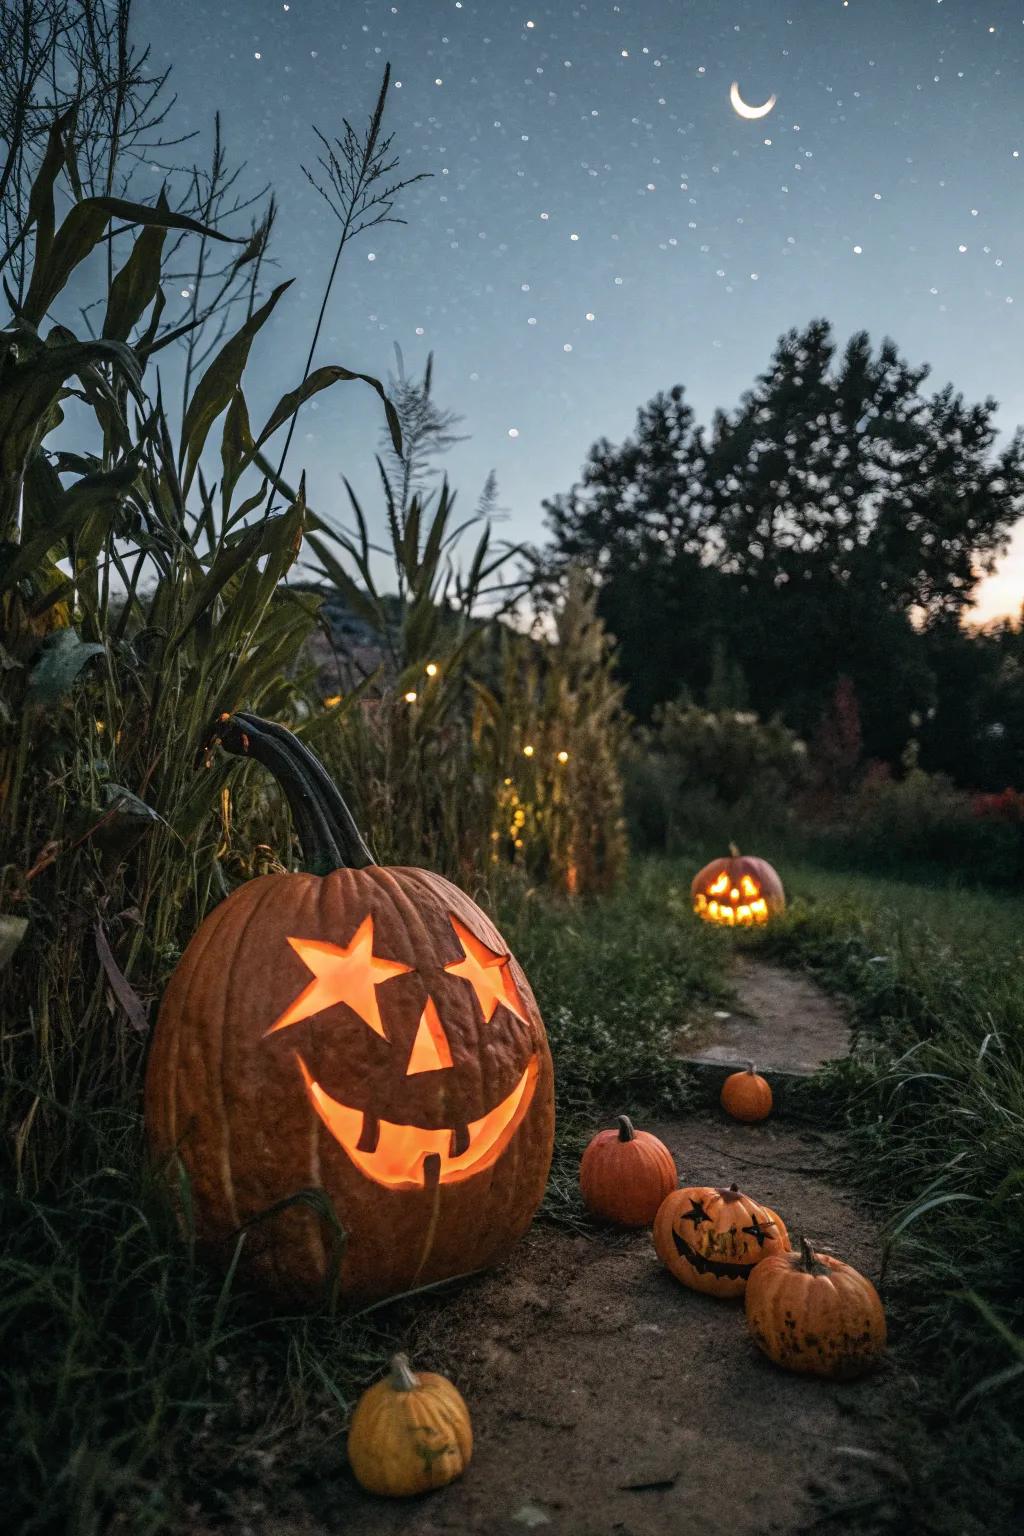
683 954 852 1077
274 964 893 1536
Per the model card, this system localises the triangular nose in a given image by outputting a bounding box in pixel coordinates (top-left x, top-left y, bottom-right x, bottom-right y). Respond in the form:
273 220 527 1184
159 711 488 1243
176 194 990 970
406 997 454 1074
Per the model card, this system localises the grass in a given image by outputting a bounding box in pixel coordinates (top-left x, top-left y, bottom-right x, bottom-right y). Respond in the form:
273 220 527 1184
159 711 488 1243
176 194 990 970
731 852 1024 1536
0 861 731 1536
5 840 1023 1534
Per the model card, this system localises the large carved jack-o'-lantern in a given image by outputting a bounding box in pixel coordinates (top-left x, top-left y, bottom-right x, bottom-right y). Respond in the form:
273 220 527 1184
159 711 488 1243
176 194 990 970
144 713 555 1306
691 844 785 928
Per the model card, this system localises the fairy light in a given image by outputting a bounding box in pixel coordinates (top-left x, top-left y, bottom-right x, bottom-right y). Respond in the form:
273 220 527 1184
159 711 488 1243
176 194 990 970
425 661 439 677
404 690 418 703
523 744 535 757
323 695 343 708
556 749 569 763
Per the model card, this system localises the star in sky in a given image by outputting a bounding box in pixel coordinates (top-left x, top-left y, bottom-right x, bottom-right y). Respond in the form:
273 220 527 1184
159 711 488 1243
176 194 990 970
444 916 529 1025
266 916 412 1039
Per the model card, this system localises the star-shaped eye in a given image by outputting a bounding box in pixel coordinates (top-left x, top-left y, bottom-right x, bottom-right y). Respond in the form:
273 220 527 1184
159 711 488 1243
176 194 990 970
266 915 412 1040
741 1214 774 1247
680 1200 711 1227
443 916 529 1026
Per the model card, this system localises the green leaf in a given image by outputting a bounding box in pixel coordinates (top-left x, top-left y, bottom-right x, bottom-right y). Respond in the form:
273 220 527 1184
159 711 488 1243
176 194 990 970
1 458 144 590
102 194 169 342
306 532 385 632
24 195 237 326
24 111 75 275
102 783 166 824
180 280 293 494
255 363 403 455
220 387 255 508
26 628 104 703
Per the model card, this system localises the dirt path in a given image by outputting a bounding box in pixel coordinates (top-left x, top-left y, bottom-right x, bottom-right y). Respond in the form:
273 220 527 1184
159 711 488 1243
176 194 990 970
287 963 889 1535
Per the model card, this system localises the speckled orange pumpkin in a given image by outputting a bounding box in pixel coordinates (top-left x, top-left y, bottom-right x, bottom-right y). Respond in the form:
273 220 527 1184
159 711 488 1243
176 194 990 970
579 1115 677 1227
145 714 555 1306
654 1182 790 1298
745 1237 887 1379
721 1063 773 1123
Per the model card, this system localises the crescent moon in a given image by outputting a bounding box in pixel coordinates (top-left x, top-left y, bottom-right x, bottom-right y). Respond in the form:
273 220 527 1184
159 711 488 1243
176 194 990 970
729 81 777 120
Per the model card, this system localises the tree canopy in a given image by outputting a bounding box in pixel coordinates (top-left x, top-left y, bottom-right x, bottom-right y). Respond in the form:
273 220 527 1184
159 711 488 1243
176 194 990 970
540 320 1024 783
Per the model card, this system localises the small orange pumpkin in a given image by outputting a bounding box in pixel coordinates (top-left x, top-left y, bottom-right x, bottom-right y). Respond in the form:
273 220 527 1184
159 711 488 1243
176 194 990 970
745 1236 887 1380
654 1182 790 1298
721 1062 773 1122
579 1115 677 1227
347 1353 472 1496
691 845 785 927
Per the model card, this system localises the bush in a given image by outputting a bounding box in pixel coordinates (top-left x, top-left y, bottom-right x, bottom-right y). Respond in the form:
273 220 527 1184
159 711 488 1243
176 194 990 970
814 757 1024 885
626 702 809 851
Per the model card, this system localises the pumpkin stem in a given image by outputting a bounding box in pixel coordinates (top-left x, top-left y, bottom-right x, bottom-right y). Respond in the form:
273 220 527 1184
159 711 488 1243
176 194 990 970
388 1353 420 1392
721 1182 743 1201
797 1237 830 1275
746 1061 757 1076
215 712 376 874
728 841 740 858
616 1115 636 1142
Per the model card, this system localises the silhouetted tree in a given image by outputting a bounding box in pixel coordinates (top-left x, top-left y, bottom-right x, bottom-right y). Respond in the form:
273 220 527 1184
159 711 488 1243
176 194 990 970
540 321 1024 780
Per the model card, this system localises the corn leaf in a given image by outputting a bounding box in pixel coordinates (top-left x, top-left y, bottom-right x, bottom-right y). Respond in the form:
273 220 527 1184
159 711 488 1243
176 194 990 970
180 280 292 494
26 627 104 702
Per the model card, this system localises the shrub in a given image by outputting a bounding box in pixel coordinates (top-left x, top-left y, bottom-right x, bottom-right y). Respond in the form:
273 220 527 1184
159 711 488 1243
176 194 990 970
626 701 809 851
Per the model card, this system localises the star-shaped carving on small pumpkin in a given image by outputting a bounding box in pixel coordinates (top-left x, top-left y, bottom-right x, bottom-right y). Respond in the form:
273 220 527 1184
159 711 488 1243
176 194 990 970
680 1199 711 1227
741 1214 774 1248
443 915 529 1026
266 915 412 1040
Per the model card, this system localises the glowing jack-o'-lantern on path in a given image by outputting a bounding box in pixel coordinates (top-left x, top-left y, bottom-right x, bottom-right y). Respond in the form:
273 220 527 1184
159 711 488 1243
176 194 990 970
145 713 555 1306
691 845 785 928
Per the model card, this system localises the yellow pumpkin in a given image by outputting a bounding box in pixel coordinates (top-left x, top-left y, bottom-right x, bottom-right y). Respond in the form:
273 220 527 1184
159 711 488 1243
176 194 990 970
347 1353 473 1496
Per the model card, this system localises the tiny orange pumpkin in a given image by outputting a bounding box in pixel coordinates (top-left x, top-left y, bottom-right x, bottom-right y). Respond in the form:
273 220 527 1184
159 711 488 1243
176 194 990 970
654 1182 790 1298
347 1353 473 1496
745 1236 887 1380
721 1062 773 1123
579 1115 677 1227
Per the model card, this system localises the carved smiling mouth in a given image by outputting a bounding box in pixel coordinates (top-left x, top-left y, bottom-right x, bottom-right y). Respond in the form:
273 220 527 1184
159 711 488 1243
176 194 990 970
296 1054 540 1191
672 1226 757 1281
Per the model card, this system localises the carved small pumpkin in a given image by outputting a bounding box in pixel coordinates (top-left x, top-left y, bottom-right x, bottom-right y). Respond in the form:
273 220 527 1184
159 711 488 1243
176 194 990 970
145 714 555 1306
721 1063 773 1122
691 845 785 927
653 1182 790 1298
745 1237 887 1379
579 1115 677 1227
347 1353 472 1496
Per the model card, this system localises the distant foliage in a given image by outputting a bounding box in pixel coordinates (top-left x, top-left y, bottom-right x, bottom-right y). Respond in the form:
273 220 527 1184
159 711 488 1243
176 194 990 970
476 570 629 896
540 319 1024 786
627 702 809 851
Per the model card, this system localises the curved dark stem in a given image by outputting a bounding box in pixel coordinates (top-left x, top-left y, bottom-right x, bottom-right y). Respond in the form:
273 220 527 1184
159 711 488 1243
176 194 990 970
216 712 376 874
616 1115 636 1142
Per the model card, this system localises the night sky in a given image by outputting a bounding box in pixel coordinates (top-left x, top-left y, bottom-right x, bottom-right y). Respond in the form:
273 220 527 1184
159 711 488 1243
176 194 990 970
138 0 1024 620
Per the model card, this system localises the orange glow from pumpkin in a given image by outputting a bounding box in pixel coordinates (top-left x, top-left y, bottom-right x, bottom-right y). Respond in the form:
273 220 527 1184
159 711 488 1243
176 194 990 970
693 890 770 927
266 917 413 1038
406 997 454 1074
297 1053 540 1189
444 917 529 1025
